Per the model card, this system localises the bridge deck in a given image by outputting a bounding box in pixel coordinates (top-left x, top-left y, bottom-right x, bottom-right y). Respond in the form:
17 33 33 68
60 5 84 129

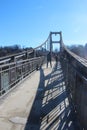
0 62 78 130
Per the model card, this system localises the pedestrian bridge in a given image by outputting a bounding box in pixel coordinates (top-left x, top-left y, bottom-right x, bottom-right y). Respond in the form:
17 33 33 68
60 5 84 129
0 32 87 130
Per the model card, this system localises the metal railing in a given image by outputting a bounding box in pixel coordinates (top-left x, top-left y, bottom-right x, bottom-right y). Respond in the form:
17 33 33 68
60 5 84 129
60 46 87 130
0 56 45 96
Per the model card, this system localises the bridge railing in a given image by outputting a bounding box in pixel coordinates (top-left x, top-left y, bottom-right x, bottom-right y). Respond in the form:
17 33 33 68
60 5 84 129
60 46 87 130
0 56 45 96
0 48 35 65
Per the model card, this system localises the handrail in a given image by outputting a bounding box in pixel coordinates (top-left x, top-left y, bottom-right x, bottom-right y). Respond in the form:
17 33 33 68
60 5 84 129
0 48 34 63
0 56 45 96
61 44 87 129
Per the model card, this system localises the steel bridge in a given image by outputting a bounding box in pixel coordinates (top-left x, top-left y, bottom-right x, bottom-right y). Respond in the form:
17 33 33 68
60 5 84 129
0 32 87 130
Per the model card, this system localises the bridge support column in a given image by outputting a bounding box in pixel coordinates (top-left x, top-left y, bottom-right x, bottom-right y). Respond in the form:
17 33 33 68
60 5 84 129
49 31 63 54
50 32 52 54
60 31 64 52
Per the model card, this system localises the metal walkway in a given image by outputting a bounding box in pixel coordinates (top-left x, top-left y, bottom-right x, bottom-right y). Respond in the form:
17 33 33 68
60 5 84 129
25 62 79 130
0 62 79 130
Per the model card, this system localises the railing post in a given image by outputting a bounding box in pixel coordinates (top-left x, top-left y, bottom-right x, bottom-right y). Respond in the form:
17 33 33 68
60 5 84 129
74 74 87 130
0 68 1 95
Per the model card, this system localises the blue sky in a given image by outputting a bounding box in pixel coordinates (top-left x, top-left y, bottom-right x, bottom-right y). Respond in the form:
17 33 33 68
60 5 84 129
0 0 87 48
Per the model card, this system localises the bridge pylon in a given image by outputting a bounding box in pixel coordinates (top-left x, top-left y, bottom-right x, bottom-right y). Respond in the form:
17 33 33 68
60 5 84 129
49 31 63 53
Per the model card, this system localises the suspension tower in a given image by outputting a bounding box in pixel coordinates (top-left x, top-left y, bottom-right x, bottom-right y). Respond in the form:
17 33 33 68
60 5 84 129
49 31 63 53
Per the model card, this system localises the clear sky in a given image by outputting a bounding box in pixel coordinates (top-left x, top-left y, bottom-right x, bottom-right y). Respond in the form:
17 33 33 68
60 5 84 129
0 0 87 48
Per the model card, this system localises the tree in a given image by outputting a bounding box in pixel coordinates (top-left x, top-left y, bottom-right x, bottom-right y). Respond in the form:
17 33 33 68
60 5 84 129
68 45 85 58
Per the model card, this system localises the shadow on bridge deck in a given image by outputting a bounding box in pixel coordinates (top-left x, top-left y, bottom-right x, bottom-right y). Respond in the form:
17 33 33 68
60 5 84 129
24 62 79 130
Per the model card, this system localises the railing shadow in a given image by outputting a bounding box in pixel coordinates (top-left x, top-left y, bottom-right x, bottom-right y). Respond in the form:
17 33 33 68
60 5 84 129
24 62 79 130
24 67 45 130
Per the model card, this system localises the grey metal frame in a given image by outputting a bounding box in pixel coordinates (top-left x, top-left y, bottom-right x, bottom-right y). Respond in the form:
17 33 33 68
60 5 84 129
60 47 87 130
0 56 44 96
